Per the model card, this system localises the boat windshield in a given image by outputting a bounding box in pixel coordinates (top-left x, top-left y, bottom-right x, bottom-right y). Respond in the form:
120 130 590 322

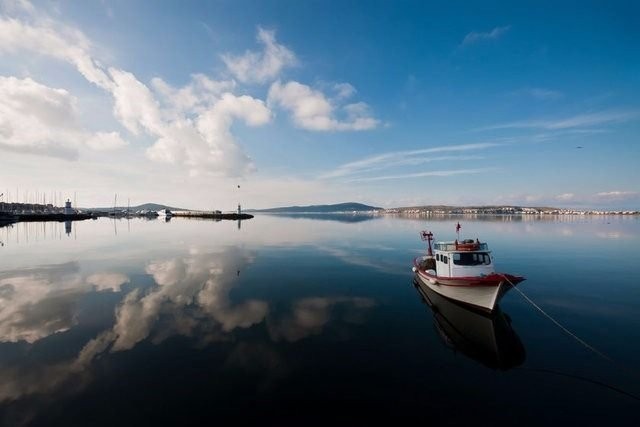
452 252 491 266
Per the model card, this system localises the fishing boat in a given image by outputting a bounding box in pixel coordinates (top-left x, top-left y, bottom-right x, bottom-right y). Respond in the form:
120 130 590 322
412 223 524 312
413 278 525 370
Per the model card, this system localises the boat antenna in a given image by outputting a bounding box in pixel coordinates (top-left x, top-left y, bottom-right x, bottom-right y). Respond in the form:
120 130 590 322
420 230 434 257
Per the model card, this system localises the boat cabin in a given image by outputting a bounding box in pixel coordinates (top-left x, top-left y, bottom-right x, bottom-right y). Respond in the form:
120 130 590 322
433 240 494 278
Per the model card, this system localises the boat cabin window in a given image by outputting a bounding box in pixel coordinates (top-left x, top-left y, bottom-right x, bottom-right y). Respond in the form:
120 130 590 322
436 254 440 261
442 256 448 264
452 252 491 266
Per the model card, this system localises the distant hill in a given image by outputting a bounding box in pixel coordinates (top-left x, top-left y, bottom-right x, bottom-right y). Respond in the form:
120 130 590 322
86 203 186 212
248 202 382 213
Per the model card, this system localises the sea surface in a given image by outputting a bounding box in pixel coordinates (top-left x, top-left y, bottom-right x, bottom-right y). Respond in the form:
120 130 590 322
1 214 639 426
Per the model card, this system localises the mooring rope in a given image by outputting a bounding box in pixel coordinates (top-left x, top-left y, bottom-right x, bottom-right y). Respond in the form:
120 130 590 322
500 274 640 379
517 367 640 402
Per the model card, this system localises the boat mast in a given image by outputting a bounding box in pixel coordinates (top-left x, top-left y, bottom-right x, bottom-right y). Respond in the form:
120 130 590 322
420 230 434 257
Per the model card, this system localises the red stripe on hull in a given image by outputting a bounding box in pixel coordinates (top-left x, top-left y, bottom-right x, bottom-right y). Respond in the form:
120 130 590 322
413 257 524 288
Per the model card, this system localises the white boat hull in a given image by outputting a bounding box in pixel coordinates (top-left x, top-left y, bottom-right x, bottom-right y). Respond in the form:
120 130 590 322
414 271 503 312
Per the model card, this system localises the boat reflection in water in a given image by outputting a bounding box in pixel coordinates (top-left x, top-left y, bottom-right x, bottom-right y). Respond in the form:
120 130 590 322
413 278 526 370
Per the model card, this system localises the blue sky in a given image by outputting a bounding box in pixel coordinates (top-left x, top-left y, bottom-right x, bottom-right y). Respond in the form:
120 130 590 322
0 0 638 209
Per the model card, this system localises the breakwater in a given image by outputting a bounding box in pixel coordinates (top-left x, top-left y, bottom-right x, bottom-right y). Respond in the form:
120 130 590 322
172 211 254 220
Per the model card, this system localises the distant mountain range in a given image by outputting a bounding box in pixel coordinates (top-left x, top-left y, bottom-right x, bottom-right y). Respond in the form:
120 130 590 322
86 203 186 212
247 202 381 213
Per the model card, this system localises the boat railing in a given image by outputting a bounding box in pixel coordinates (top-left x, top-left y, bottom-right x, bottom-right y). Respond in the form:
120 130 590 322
434 242 488 251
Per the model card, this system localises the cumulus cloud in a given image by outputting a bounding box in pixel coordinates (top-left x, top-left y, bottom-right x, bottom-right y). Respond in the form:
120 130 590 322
268 80 379 131
0 76 127 158
85 132 128 151
461 25 511 46
0 10 270 175
151 73 236 115
141 90 271 176
1 5 379 178
222 27 297 83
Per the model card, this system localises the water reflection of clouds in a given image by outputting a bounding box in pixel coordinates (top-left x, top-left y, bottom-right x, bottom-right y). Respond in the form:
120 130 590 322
595 231 627 240
0 244 377 405
0 263 85 343
267 297 375 342
106 249 269 351
0 265 130 344
86 272 129 292
317 245 406 275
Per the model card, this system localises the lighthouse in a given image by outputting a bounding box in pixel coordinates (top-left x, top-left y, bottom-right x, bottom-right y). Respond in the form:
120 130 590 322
64 199 74 215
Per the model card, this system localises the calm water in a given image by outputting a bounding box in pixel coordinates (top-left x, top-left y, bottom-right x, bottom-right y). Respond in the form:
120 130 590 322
1 215 639 426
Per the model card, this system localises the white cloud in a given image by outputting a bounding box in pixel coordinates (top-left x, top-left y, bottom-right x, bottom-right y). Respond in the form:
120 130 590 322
0 11 271 175
333 82 356 99
142 91 271 175
461 25 511 46
108 68 164 135
151 74 236 115
222 26 297 84
348 168 494 182
595 191 638 200
0 16 113 89
493 191 640 209
0 76 127 157
0 0 35 14
321 142 498 179
477 111 639 132
85 131 128 151
268 80 379 131
555 193 575 201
